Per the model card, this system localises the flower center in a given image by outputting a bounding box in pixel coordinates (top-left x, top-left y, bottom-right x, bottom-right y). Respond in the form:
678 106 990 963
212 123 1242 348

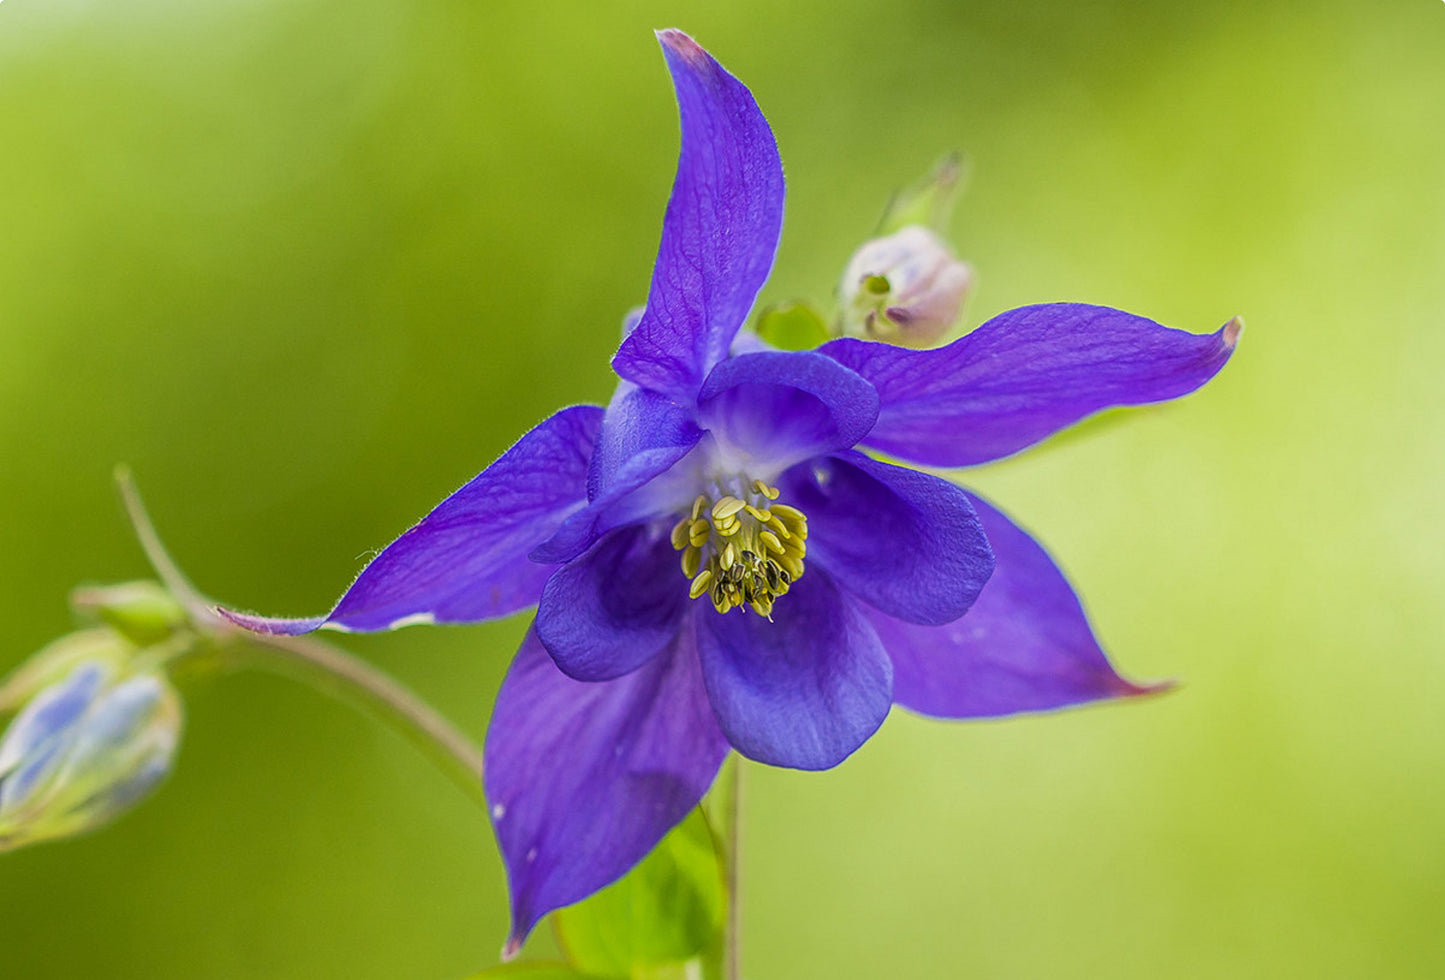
669 479 809 619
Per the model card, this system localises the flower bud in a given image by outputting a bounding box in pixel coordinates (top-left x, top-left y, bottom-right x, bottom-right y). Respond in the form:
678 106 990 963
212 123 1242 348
71 581 189 647
0 629 132 716
0 659 182 852
838 225 973 346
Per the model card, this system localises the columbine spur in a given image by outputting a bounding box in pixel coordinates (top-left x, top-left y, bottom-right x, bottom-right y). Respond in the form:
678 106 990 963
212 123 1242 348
221 30 1239 948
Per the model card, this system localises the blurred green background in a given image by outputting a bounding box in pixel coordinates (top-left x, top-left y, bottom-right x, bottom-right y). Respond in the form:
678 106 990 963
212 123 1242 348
2 0 1442 976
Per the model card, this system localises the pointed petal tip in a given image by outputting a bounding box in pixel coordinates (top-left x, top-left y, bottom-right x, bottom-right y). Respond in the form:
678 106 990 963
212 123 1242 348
1223 316 1244 348
500 935 524 962
214 607 326 636
654 28 700 56
1119 675 1180 699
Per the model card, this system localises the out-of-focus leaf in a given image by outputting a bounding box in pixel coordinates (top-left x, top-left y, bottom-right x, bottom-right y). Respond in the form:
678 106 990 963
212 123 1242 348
754 302 830 351
553 808 725 978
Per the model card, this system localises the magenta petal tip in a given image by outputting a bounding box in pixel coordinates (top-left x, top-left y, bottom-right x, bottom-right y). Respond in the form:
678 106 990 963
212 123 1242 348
215 607 327 636
1120 676 1180 699
655 27 700 56
1222 316 1245 347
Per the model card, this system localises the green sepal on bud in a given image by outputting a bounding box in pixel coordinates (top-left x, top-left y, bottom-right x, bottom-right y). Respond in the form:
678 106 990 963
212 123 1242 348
875 152 966 236
71 580 189 647
0 657 182 853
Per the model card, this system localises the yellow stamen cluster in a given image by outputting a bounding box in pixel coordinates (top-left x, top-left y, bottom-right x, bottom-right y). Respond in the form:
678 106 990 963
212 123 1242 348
669 479 809 618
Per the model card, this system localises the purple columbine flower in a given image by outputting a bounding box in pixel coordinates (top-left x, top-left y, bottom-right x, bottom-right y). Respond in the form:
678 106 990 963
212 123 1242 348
222 30 1239 950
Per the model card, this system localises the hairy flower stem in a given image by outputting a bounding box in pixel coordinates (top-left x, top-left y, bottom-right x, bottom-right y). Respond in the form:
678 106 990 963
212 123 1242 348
115 466 489 809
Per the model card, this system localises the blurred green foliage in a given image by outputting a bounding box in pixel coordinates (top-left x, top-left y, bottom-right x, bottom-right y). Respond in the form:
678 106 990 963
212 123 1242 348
554 808 725 978
1 0 1442 977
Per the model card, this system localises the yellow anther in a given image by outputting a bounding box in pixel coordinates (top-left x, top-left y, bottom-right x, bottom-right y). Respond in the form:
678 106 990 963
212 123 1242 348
672 483 807 615
689 569 714 599
712 496 747 520
770 504 805 524
681 547 703 578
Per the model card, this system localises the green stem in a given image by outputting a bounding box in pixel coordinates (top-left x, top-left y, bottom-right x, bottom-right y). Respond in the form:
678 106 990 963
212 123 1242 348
222 631 489 810
708 755 742 980
115 466 489 809
727 758 742 980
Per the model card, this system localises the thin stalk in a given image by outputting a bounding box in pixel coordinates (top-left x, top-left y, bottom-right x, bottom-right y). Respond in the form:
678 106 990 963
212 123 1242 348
224 631 489 810
115 466 488 809
113 465 212 622
728 759 742 980
713 756 742 980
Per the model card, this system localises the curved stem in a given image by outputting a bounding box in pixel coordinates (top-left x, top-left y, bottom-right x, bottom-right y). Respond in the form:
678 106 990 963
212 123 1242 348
114 466 212 623
115 465 489 809
224 631 489 810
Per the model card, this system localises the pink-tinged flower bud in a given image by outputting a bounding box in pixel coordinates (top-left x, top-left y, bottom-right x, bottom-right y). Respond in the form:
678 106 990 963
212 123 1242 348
0 659 182 852
839 225 973 346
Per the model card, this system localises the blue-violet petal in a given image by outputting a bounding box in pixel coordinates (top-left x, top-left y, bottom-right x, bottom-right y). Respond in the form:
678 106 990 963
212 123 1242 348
611 30 785 400
221 405 603 635
535 524 689 682
822 303 1240 467
485 626 728 953
781 452 993 626
695 571 892 771
530 385 703 564
873 490 1167 718
697 350 879 473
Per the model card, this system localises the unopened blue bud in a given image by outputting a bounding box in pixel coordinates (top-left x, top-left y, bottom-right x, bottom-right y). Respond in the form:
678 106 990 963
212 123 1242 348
0 659 182 852
0 629 132 716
